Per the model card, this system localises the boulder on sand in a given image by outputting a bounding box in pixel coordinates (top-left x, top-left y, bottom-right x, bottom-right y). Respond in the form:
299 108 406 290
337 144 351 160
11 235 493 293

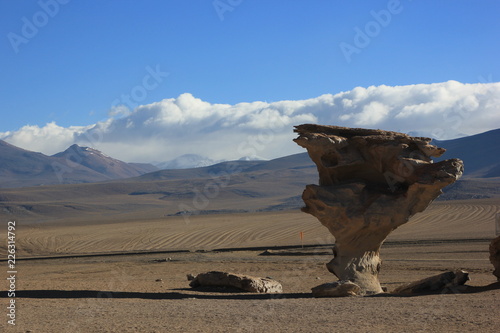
489 235 500 281
393 270 469 294
189 271 283 293
312 280 361 298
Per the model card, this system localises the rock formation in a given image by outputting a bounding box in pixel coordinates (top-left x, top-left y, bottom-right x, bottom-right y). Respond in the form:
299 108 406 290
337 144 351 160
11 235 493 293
294 124 464 295
489 235 500 281
312 280 361 297
189 271 283 293
393 270 469 294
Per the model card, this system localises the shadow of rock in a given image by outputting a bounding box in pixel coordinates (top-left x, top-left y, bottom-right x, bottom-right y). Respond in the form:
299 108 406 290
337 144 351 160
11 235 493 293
3 290 312 300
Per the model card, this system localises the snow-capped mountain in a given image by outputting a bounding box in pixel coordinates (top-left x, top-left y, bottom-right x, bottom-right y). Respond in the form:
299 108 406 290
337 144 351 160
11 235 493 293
154 154 224 170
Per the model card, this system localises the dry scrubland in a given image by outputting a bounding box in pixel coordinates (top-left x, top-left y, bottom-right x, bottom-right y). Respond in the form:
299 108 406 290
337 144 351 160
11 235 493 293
1 198 499 332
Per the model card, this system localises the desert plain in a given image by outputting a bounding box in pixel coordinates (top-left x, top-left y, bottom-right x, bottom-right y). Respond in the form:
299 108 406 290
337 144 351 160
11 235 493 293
1 198 499 332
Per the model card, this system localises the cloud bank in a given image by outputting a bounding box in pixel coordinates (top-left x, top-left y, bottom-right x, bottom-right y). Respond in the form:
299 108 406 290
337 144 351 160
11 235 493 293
1 81 499 163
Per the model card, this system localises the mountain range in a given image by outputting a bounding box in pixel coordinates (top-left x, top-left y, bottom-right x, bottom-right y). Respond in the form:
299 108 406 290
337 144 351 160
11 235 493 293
153 154 264 170
153 154 223 170
0 142 158 188
434 128 500 178
1 128 499 189
0 128 498 224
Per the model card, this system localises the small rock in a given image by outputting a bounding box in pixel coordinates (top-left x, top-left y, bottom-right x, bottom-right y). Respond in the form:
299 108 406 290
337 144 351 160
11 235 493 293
186 273 196 281
489 235 500 281
312 280 361 297
393 270 470 294
189 271 282 293
152 258 168 262
155 279 163 282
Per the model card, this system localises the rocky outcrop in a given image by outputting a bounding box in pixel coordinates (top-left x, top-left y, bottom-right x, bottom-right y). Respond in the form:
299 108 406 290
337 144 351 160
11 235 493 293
189 271 283 293
489 235 500 281
393 270 469 294
294 124 464 295
311 280 361 297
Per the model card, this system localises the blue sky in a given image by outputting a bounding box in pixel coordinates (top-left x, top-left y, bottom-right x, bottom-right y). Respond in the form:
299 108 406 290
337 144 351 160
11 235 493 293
0 1 499 162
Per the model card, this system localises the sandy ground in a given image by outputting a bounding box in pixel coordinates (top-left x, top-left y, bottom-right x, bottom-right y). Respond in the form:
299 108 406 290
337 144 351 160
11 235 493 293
1 199 499 332
4 199 499 257
2 242 499 332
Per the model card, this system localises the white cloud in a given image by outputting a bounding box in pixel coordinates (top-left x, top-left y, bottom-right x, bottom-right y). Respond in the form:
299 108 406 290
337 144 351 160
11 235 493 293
108 105 131 118
342 101 389 125
1 81 499 163
0 122 90 155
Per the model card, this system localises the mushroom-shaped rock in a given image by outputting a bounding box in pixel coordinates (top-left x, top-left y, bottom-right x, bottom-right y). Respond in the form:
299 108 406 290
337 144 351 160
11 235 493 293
294 124 463 295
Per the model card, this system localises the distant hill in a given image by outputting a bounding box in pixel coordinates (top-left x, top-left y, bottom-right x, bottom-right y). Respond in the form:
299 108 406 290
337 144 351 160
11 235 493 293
135 160 263 182
0 137 498 223
0 140 105 188
0 141 158 188
137 153 312 182
434 128 500 178
154 154 223 170
53 144 157 179
0 150 318 222
1 128 498 189
244 152 313 172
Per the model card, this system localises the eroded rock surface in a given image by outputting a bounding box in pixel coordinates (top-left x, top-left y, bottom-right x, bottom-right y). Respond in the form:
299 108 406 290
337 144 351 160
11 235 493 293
294 124 464 295
393 270 469 294
490 235 500 281
189 271 283 293
311 280 361 298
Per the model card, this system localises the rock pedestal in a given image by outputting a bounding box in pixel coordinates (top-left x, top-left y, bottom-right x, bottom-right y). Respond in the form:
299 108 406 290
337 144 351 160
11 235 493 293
294 124 464 295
